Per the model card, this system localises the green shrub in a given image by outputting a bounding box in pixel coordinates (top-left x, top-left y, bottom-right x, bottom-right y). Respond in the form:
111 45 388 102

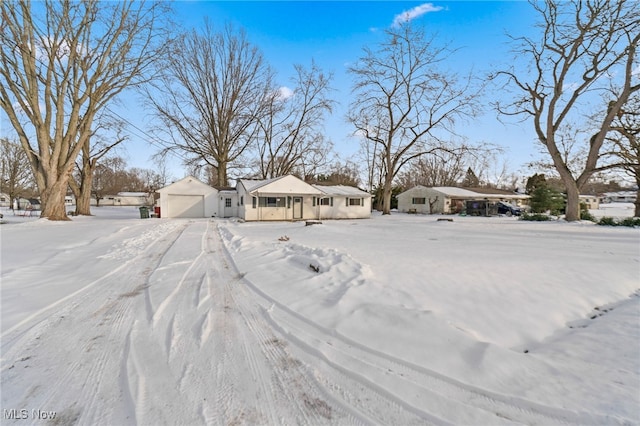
580 210 596 221
619 217 640 227
520 212 552 221
598 217 619 226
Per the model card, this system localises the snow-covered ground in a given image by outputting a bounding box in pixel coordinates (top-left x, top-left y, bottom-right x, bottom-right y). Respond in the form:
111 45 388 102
1 205 638 425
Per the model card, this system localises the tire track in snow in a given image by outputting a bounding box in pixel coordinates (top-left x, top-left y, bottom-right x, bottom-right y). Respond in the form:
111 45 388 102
218 223 623 426
188 222 357 424
1 220 190 425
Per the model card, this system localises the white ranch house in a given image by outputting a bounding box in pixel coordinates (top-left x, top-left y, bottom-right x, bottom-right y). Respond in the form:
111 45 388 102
157 175 371 221
397 186 529 214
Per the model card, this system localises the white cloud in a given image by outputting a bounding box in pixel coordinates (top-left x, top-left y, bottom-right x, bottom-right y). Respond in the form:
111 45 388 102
392 3 444 27
277 86 294 100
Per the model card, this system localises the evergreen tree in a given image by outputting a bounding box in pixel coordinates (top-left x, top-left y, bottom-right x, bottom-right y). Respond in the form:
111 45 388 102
461 168 480 187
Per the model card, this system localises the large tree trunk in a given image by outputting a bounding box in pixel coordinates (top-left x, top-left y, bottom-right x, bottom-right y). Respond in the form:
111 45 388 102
40 176 71 221
635 187 640 218
217 161 228 187
563 181 581 222
381 174 393 215
73 147 95 216
75 176 93 216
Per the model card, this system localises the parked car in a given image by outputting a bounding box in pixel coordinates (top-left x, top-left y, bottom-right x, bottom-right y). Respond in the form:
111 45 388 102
496 201 522 216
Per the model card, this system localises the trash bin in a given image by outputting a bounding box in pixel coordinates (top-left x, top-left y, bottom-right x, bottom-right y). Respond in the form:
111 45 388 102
139 206 149 219
154 206 161 218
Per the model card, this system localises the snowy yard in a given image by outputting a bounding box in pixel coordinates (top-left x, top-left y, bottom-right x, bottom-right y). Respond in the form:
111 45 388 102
1 206 638 425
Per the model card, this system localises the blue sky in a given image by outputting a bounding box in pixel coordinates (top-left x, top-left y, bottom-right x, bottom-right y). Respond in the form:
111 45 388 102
155 1 543 181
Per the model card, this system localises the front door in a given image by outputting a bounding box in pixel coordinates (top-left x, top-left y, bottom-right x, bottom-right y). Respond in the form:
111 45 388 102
293 197 303 219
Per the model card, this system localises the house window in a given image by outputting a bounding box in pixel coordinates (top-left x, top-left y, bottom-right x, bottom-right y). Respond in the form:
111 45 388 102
319 197 331 206
225 198 232 208
412 197 426 205
347 198 362 206
258 197 286 207
240 196 244 205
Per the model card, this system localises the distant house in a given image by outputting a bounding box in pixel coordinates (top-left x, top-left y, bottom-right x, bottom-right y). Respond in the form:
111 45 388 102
602 191 636 203
158 174 372 221
91 192 153 207
579 195 599 210
397 186 529 215
0 192 10 208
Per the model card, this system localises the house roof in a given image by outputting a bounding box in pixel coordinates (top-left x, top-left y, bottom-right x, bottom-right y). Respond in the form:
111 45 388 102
239 176 282 192
313 184 371 197
399 186 529 200
157 175 217 194
239 175 324 195
117 192 148 197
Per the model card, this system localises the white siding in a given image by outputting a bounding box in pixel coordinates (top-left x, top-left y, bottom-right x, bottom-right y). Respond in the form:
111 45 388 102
397 186 447 214
158 176 218 218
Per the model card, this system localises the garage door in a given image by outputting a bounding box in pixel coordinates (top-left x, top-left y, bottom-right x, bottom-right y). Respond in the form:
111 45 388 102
167 194 204 218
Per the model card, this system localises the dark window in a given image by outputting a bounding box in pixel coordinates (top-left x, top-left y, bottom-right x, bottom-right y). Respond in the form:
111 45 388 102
348 198 362 206
259 197 286 207
225 198 232 208
412 197 426 205
319 197 331 206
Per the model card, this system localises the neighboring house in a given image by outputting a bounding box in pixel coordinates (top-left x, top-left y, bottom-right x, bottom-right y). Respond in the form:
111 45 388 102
93 192 154 207
157 176 218 218
579 194 599 210
397 186 529 215
26 198 41 210
602 191 637 203
158 174 372 221
0 192 10 208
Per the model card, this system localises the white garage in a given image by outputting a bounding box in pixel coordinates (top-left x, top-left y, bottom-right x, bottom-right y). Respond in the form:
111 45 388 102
157 176 218 218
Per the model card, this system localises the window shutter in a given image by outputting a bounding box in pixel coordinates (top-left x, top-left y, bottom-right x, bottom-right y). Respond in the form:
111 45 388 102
330 197 333 206
252 197 256 208
313 197 316 207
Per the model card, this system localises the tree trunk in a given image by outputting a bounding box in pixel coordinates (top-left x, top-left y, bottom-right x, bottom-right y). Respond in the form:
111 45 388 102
217 161 228 187
40 177 71 221
75 177 92 216
381 175 393 215
635 188 640 218
74 156 94 216
563 180 581 222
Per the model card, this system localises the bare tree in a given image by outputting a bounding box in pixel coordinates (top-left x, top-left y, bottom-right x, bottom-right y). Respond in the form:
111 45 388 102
601 92 640 216
0 0 169 220
69 115 128 215
495 0 639 221
308 160 362 187
254 62 334 179
396 150 465 188
149 23 274 187
0 137 35 207
348 23 479 214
